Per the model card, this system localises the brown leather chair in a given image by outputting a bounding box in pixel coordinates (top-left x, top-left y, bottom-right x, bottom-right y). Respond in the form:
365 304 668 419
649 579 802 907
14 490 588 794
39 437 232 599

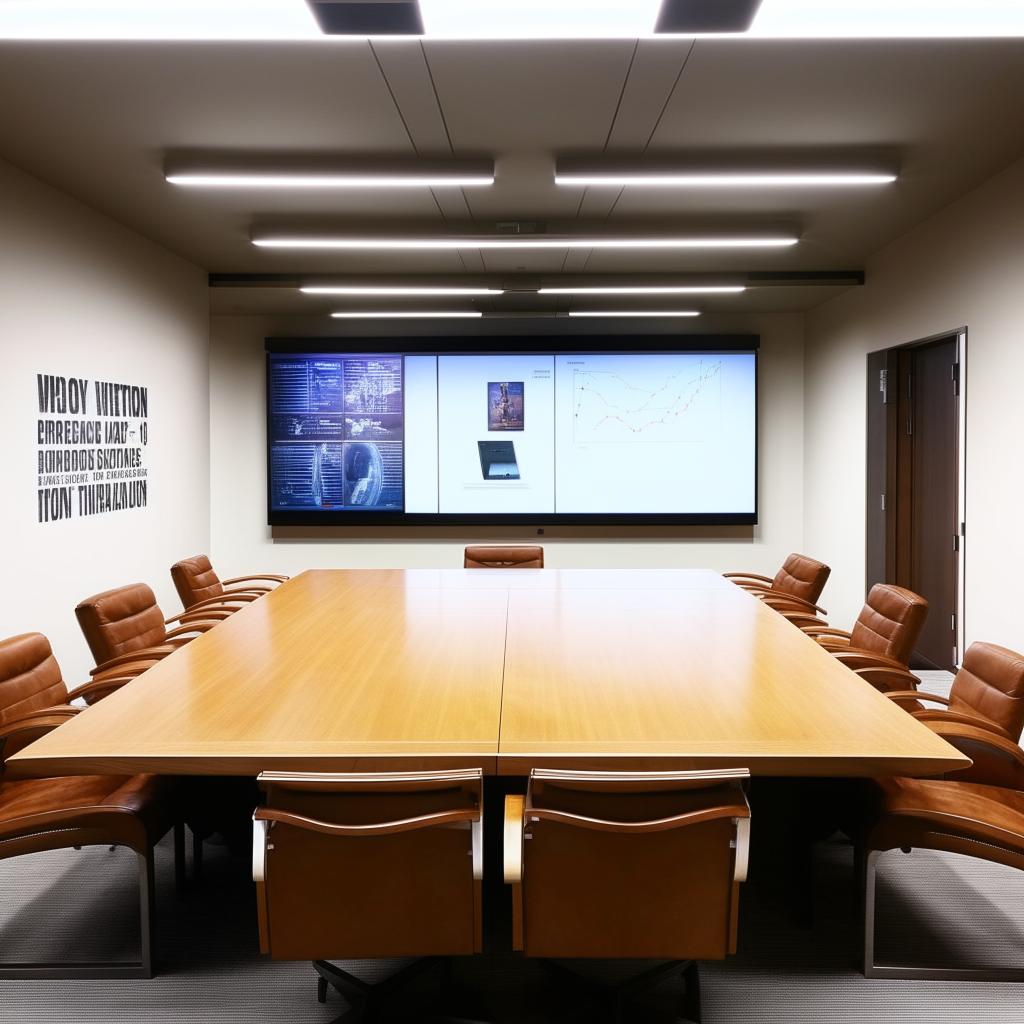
796 584 928 672
725 553 831 616
254 769 483 1017
0 632 177 977
882 641 1024 743
75 582 224 683
171 554 288 613
864 767 1024 980
504 767 750 1020
464 545 544 569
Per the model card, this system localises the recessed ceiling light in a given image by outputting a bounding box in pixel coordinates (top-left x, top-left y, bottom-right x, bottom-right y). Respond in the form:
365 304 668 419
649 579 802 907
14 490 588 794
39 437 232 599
540 285 745 295
569 310 702 318
167 161 494 189
747 0 1024 38
304 286 504 296
255 234 798 250
418 1 662 38
330 310 483 319
0 0 321 39
556 167 897 188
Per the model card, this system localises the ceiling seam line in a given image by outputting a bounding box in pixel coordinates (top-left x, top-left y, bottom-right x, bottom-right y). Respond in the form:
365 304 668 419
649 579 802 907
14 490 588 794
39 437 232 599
418 41 478 245
367 40 421 156
643 39 697 153
602 40 640 152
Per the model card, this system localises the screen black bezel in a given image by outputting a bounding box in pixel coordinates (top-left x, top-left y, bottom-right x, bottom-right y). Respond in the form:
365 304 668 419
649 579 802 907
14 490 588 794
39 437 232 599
265 335 759 527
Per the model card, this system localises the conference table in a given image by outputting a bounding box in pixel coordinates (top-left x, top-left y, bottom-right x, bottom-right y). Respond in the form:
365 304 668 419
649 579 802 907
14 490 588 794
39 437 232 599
11 568 967 780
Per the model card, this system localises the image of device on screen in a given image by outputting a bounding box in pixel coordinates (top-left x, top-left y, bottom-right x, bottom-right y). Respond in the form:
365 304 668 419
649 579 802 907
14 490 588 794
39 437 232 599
478 440 520 480
487 381 524 431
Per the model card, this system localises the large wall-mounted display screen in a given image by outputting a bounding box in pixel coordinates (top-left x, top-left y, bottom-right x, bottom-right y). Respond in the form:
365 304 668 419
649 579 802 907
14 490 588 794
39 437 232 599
266 338 758 525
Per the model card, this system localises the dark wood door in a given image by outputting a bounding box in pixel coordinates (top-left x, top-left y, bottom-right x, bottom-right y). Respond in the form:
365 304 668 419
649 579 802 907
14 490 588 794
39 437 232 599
905 337 959 669
865 335 960 670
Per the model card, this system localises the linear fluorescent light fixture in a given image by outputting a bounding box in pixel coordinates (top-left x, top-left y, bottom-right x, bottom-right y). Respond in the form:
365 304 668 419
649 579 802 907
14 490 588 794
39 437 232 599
255 235 798 250
556 166 897 188
540 285 744 295
167 160 494 189
419 1 662 38
747 1 1024 38
304 285 503 296
0 0 322 39
569 310 702 318
330 310 483 319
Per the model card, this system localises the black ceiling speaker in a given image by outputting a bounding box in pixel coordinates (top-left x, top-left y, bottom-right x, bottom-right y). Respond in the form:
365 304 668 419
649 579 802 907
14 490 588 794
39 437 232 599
305 1 425 35
655 0 764 33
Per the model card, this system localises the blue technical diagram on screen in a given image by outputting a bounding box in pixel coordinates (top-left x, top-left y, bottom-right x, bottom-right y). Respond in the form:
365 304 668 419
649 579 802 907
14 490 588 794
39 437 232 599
268 355 404 511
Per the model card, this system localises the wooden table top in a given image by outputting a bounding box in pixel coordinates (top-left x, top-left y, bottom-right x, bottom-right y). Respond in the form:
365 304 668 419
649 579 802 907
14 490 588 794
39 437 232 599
10 569 968 779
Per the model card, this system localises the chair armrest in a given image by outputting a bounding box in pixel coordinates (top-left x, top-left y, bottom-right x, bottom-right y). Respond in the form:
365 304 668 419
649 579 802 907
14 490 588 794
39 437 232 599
504 795 525 884
90 646 176 675
164 610 229 626
760 593 828 616
164 620 222 641
913 708 1014 741
723 572 773 584
886 689 949 707
0 706 81 763
855 668 920 695
185 592 263 612
91 659 159 682
805 626 851 639
67 675 137 704
786 613 830 630
832 649 907 672
924 720 1024 788
224 574 289 585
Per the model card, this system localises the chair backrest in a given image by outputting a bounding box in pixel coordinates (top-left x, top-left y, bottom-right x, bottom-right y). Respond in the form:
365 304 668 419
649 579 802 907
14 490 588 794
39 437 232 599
950 641 1024 742
0 632 68 727
849 584 928 665
511 768 750 960
771 553 831 604
254 769 483 960
75 583 167 666
464 545 544 569
170 554 224 609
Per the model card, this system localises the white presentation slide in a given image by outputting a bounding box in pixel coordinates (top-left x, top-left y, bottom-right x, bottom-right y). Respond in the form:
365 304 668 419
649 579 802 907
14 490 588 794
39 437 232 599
553 352 756 514
403 355 440 513
436 354 556 514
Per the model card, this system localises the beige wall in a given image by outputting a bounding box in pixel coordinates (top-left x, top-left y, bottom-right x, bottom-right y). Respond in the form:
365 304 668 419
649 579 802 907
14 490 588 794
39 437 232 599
804 155 1024 651
0 158 210 682
210 313 805 577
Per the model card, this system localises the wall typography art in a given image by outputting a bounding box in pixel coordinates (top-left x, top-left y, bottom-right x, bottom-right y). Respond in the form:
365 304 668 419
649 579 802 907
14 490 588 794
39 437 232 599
36 372 150 524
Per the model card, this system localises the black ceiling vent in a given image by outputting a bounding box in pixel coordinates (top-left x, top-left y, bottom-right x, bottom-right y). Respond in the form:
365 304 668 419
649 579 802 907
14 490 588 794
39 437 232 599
655 0 763 33
305 1 424 35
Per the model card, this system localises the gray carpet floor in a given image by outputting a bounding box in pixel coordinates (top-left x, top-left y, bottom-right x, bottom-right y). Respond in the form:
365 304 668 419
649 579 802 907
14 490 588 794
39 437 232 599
2 672 1022 1022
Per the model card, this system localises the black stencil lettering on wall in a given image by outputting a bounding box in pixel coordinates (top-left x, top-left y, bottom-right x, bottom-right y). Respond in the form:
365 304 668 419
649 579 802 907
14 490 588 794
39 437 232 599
36 373 150 524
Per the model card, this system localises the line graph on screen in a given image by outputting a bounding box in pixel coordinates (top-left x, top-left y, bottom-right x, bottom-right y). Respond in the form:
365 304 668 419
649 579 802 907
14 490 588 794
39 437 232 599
572 358 722 444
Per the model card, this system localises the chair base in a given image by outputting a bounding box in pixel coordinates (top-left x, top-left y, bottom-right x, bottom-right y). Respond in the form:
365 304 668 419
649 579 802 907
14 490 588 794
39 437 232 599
313 958 491 1023
0 848 154 980
864 848 1024 982
539 958 701 1023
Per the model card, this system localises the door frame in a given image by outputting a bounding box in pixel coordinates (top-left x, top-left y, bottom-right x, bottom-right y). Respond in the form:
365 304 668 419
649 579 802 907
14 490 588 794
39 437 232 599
865 327 967 667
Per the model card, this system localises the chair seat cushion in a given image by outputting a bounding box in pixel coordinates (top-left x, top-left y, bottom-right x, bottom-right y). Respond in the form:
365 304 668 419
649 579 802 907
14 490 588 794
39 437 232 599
871 777 1024 862
0 773 175 853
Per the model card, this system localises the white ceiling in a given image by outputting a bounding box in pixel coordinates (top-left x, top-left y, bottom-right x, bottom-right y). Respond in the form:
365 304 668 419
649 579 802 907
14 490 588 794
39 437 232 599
0 36 1022 316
